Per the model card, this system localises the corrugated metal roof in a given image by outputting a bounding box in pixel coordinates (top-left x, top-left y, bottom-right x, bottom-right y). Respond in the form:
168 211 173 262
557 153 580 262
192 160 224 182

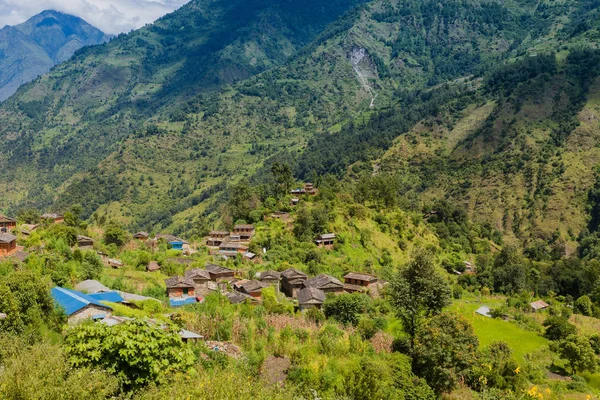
88 291 124 303
51 287 112 316
169 297 198 307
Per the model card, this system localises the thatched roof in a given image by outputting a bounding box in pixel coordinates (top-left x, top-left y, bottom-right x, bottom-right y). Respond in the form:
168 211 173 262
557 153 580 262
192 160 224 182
260 270 281 281
0 215 16 223
147 261 160 271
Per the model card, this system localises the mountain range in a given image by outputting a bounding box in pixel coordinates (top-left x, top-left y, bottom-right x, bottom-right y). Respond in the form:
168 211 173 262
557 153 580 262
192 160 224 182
0 0 599 252
0 10 110 101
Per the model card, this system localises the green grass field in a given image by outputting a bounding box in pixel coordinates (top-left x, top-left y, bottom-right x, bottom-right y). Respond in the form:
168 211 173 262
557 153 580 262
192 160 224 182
449 299 549 362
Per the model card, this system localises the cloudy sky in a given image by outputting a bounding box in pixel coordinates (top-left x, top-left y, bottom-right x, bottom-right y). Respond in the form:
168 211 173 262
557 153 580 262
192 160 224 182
0 0 190 34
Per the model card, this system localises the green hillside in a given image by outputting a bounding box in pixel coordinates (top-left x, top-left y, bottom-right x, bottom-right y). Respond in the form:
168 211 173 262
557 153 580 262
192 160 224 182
1 0 600 245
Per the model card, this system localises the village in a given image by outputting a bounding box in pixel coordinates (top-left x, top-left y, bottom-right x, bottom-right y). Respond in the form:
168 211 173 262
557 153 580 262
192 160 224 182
0 183 389 330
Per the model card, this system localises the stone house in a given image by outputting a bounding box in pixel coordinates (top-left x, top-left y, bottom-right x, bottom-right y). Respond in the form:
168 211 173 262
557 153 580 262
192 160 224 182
51 287 113 324
0 233 17 256
0 215 16 232
303 274 344 294
165 276 196 299
281 268 308 298
297 287 326 310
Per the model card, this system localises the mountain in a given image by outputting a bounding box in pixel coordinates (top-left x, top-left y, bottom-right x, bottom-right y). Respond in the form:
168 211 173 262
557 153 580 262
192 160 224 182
1 0 600 251
0 10 110 101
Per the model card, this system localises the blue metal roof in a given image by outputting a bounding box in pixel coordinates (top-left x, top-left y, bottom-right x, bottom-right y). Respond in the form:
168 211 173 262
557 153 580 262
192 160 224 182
169 297 197 307
88 291 124 303
51 287 112 316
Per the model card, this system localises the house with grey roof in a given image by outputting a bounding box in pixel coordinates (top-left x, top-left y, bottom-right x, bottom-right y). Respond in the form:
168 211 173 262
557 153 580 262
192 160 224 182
281 268 308 297
297 287 326 310
304 274 344 294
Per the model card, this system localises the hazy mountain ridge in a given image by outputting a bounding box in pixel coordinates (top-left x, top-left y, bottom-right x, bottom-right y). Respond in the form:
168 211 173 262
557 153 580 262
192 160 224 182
0 10 110 101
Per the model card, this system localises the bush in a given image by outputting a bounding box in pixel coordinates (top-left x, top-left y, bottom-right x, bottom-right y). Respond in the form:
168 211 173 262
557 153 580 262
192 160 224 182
323 293 370 326
574 295 593 316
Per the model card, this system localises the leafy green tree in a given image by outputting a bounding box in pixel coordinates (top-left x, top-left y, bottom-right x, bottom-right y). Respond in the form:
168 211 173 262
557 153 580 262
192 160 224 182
79 251 103 280
551 334 597 374
574 295 593 316
271 162 294 199
389 251 451 338
225 179 259 225
412 312 479 394
543 316 577 341
65 320 195 390
323 293 370 326
17 209 40 224
103 221 129 247
492 246 529 294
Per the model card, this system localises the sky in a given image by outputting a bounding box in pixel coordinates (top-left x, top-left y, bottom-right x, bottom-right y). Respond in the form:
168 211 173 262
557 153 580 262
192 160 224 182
0 0 190 34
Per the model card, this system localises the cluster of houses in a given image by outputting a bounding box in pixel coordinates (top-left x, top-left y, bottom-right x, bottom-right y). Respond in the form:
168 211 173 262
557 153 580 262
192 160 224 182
205 225 257 260
165 263 385 310
49 283 202 341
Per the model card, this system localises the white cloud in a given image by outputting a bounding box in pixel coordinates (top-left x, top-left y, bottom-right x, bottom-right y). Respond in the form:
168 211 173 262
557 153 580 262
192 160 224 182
0 0 190 34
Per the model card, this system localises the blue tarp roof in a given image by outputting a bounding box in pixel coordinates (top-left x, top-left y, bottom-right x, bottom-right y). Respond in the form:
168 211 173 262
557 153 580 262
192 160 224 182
88 291 124 303
51 287 112 316
169 297 197 307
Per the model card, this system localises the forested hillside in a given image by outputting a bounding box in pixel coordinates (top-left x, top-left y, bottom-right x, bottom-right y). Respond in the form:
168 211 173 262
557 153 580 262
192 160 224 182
1 0 600 248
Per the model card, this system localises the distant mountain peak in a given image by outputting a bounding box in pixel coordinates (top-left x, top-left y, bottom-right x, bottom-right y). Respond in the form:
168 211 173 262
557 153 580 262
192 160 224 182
0 10 110 101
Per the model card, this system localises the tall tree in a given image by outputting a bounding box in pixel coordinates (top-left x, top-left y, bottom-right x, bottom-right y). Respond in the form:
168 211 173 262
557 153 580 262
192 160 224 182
271 162 294 199
389 251 451 338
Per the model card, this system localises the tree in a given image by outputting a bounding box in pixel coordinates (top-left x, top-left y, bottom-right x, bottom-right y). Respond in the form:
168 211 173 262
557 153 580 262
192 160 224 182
574 295 593 316
412 313 479 394
389 251 451 338
103 221 128 247
65 320 195 390
79 251 103 280
551 334 597 374
492 247 529 294
543 316 577 341
323 293 370 326
271 162 294 199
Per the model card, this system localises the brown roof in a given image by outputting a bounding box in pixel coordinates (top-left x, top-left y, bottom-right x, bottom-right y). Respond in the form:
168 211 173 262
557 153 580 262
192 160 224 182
147 261 160 271
343 273 378 283
304 274 343 290
0 233 17 243
234 224 255 230
297 287 326 305
219 242 248 250
133 232 149 238
281 268 307 280
530 300 550 310
260 270 281 280
240 280 269 293
205 264 234 275
165 276 195 289
0 215 16 223
343 283 367 292
210 230 230 236
226 291 256 304
77 235 94 243
185 269 211 280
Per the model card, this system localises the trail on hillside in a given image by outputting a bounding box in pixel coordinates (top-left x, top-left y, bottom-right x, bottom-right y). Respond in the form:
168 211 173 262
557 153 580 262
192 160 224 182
350 47 377 109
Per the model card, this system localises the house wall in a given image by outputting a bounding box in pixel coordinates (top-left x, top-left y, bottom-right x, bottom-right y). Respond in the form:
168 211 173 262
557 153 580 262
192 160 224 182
68 305 112 324
0 241 16 255
0 221 16 231
167 287 195 298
